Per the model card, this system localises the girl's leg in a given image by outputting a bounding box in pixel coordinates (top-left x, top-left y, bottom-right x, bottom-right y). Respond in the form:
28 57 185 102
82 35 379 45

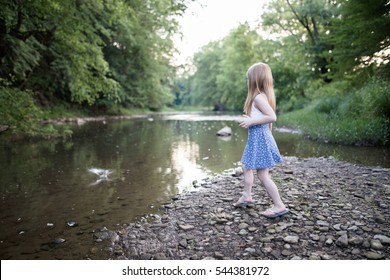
257 168 286 211
242 166 254 200
235 165 254 204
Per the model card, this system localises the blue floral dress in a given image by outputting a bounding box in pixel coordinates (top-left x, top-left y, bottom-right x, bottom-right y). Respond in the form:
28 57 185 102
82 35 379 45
241 102 282 169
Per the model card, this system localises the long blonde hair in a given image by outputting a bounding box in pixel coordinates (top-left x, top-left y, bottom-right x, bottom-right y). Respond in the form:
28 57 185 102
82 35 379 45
243 62 276 116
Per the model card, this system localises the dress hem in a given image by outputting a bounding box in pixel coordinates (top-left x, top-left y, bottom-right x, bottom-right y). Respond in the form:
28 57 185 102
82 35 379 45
241 160 282 170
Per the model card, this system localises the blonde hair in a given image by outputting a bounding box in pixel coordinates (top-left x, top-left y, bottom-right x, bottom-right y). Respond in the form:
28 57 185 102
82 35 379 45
243 62 276 116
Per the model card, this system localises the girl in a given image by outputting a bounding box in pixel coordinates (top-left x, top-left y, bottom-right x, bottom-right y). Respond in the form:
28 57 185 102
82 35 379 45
234 62 288 218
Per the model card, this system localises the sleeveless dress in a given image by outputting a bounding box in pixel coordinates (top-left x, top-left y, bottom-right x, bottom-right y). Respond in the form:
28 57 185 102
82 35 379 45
241 101 282 169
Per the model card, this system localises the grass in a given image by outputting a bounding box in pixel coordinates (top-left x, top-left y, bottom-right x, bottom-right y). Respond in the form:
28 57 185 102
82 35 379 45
277 77 390 146
277 107 389 146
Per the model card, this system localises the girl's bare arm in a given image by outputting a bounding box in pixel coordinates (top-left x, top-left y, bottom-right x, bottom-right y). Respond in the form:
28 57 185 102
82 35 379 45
239 94 276 128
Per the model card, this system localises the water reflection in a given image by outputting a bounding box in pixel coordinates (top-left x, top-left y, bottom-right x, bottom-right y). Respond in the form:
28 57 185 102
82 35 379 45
0 113 389 259
274 131 390 167
171 140 207 192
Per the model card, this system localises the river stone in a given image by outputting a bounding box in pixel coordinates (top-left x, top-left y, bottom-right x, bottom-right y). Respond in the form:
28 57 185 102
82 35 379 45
336 234 348 248
310 234 320 241
179 224 194 231
129 247 138 256
282 250 293 256
290 256 302 260
359 241 369 250
348 236 364 245
374 215 386 224
333 223 341 230
260 236 274 243
90 247 99 254
154 253 167 260
248 227 257 232
364 251 384 260
244 248 256 254
179 239 188 248
283 235 299 244
316 220 330 227
374 234 390 245
370 239 384 250
238 223 249 229
351 248 361 255
216 126 232 136
347 225 358 231
325 238 333 245
309 254 321 260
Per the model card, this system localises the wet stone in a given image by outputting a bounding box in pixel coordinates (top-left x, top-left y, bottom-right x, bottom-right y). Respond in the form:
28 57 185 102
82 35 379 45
370 239 384 250
364 251 385 260
348 236 364 245
374 234 390 245
284 235 299 244
178 224 194 231
282 250 293 256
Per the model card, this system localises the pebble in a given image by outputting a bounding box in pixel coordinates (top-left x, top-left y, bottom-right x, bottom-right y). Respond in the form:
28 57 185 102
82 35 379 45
178 224 194 231
364 251 384 260
283 235 299 244
370 239 383 250
348 236 364 245
374 234 390 245
98 157 390 260
336 235 349 248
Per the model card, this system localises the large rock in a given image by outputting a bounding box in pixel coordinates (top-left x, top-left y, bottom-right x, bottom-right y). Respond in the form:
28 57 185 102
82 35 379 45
216 126 232 136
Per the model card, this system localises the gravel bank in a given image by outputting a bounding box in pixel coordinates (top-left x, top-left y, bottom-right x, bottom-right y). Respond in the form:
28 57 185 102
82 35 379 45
95 156 390 260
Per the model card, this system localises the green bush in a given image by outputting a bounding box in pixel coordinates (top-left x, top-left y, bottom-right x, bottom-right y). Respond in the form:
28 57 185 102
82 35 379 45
0 88 42 133
324 116 389 146
314 95 342 115
277 105 389 146
278 77 390 146
0 88 72 138
356 78 390 118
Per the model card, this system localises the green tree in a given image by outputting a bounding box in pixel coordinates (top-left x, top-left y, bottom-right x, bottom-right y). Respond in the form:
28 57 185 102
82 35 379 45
191 40 224 109
0 0 120 105
329 0 390 79
0 0 190 136
262 0 337 82
102 0 188 109
216 24 265 110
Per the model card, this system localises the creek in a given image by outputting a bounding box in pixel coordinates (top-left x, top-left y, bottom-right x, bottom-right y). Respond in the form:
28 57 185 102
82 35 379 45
0 112 389 259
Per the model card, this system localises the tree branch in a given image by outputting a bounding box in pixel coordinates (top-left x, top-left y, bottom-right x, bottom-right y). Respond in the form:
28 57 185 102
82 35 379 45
286 0 316 45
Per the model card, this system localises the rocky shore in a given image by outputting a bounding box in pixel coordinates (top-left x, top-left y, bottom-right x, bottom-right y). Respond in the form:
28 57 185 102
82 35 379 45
95 156 390 260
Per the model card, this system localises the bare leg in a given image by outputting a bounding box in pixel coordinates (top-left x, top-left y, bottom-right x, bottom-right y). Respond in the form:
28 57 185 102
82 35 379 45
242 166 254 200
235 165 254 205
257 168 286 211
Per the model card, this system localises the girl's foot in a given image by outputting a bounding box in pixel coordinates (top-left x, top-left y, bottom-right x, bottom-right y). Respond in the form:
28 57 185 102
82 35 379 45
261 207 289 218
233 196 254 208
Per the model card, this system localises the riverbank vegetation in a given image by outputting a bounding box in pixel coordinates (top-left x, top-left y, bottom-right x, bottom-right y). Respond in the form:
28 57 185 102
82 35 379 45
1 0 389 145
0 0 189 138
174 0 390 146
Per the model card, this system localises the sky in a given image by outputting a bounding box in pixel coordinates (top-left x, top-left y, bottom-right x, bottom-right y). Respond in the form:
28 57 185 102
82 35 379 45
173 0 271 65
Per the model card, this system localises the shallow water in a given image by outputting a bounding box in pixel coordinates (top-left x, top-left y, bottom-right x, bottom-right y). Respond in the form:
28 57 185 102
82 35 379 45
0 112 389 259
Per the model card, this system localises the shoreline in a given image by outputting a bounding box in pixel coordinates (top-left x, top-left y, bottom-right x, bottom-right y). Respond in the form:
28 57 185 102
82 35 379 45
93 156 390 260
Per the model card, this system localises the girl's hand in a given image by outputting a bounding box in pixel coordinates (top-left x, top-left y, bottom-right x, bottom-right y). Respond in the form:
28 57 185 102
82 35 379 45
239 115 253 128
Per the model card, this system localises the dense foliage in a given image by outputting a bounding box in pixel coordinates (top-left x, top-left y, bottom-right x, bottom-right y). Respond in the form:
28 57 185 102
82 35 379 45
0 0 189 136
176 0 389 145
1 0 389 145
